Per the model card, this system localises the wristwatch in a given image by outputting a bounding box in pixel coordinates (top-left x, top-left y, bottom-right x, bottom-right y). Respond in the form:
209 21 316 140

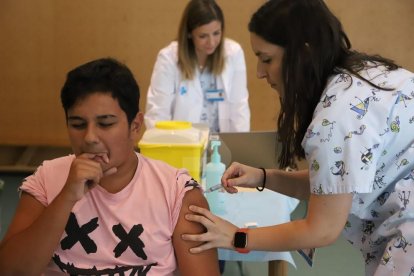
233 228 250 253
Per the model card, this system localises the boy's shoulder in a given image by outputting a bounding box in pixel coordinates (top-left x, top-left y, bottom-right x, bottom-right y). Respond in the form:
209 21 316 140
38 154 75 172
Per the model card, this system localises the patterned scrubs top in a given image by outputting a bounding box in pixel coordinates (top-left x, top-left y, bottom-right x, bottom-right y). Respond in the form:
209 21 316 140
302 64 414 275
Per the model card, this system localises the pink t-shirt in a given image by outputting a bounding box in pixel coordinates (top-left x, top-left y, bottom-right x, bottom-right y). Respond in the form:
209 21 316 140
20 153 199 275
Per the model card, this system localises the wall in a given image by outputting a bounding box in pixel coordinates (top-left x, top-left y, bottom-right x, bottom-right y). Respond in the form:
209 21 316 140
0 0 413 146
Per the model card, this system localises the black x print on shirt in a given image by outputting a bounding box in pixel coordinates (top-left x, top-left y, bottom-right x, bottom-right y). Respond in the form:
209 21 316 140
113 223 147 260
61 212 98 254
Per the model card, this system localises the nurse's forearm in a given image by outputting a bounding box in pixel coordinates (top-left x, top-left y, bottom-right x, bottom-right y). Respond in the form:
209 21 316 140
264 169 310 200
245 219 335 252
245 193 352 251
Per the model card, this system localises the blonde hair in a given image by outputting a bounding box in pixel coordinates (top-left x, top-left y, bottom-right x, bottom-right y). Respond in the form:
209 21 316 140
177 0 225 79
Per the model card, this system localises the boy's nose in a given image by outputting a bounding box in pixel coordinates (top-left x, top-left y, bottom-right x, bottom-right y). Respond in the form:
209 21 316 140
84 126 99 144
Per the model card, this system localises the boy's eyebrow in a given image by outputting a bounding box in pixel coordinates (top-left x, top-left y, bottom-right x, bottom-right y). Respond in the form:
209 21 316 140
96 115 117 120
67 115 117 120
67 116 84 121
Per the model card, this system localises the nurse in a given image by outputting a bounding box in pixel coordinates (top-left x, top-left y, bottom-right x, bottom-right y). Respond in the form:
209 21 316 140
144 0 250 133
182 0 414 275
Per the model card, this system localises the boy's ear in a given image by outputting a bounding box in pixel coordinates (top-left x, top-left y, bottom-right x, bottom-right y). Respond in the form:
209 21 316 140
130 112 144 134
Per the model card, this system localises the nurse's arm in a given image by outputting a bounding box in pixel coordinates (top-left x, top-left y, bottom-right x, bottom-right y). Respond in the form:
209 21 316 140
247 193 353 251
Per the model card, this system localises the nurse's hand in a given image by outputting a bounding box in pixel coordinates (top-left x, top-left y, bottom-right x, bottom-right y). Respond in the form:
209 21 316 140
221 162 264 193
181 205 238 253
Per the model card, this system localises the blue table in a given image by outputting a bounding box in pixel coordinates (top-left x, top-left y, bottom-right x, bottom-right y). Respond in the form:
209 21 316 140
208 187 299 269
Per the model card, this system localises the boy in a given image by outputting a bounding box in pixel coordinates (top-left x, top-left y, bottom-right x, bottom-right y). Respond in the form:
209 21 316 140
0 58 219 275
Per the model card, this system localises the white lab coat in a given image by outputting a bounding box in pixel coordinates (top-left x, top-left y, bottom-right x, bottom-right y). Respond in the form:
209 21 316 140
145 38 250 132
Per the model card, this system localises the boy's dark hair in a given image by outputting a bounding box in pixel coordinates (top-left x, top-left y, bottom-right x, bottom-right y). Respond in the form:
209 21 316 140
61 58 140 124
249 0 398 168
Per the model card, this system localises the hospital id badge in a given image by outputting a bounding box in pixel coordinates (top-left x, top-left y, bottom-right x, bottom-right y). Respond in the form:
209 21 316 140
206 89 224 102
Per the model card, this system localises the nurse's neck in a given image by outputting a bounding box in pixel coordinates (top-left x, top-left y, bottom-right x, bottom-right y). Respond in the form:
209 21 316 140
196 52 207 71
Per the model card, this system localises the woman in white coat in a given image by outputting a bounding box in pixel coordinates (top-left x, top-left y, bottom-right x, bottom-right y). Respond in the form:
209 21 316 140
145 0 250 133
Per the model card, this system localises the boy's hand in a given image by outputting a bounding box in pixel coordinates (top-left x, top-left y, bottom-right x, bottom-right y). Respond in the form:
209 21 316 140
61 153 116 202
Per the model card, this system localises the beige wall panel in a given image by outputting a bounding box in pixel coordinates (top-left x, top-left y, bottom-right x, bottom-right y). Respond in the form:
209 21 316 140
0 0 413 146
326 0 414 70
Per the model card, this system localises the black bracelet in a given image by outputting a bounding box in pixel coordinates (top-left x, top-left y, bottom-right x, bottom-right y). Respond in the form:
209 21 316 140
256 167 266 191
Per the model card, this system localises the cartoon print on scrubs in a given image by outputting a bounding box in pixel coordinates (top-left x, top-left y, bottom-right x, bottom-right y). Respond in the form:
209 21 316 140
398 190 411 211
404 169 414 181
344 124 366 140
360 144 379 170
389 115 400 133
373 163 387 190
330 160 348 180
54 212 155 275
305 126 319 139
394 90 413 107
380 232 413 262
320 119 335 142
379 90 414 135
320 93 336 108
349 94 380 120
302 66 414 274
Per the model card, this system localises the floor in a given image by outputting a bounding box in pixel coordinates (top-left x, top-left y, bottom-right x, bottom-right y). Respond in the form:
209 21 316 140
0 173 364 275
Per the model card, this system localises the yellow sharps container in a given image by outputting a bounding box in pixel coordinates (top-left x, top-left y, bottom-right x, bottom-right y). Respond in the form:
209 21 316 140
138 121 208 182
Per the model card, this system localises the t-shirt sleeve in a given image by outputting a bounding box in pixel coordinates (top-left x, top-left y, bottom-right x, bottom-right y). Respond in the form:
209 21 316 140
170 169 201 229
19 164 49 206
18 156 71 206
302 75 390 195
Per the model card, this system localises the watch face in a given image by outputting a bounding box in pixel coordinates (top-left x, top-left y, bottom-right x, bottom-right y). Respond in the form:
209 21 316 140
234 231 247 248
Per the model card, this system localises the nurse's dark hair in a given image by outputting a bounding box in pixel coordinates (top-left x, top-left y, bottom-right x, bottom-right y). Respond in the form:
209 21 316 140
248 0 398 168
61 58 140 125
177 0 225 79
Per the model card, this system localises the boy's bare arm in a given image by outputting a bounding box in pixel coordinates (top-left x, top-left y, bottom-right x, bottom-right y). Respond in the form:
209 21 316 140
172 188 220 276
0 192 75 274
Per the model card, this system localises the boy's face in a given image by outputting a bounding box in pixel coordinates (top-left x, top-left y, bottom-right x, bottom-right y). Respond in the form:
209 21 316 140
66 92 142 173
